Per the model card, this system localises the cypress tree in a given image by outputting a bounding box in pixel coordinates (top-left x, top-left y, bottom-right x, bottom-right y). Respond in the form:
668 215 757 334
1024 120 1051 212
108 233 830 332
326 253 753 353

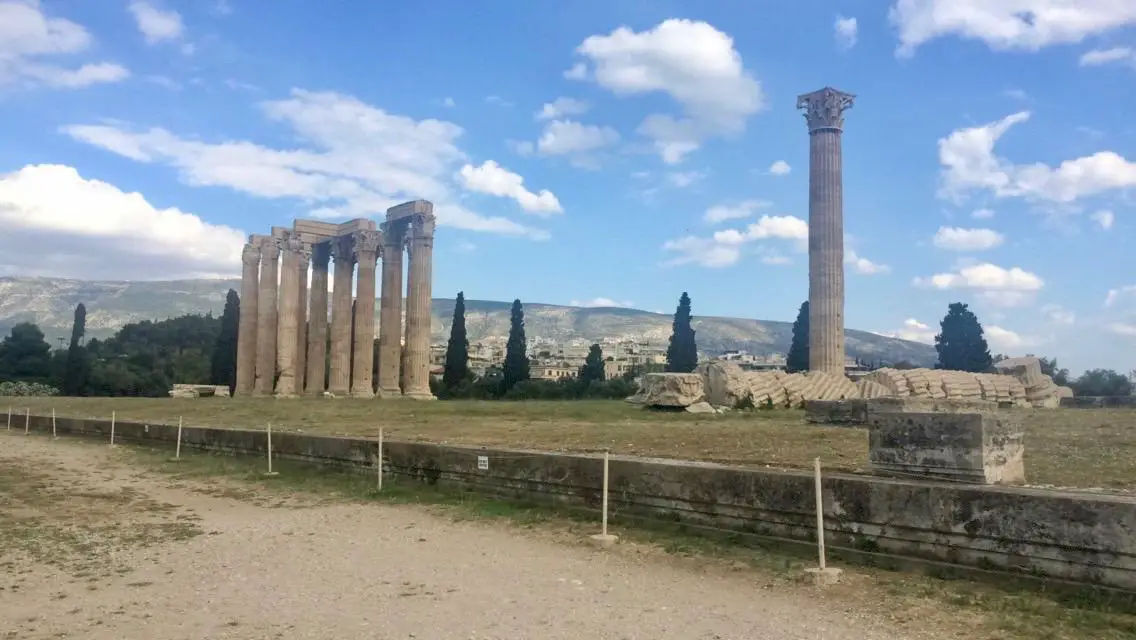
934 302 993 372
786 301 810 373
210 289 241 392
62 303 89 395
502 299 530 393
664 292 698 373
578 343 606 387
442 292 470 391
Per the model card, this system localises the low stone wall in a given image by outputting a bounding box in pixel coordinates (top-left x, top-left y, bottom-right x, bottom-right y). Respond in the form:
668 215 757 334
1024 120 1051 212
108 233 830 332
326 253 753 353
1061 396 1136 409
18 414 1136 592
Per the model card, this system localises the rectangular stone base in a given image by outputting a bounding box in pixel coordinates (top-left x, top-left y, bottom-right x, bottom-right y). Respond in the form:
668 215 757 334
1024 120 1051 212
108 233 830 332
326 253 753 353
868 410 1025 485
804 399 867 425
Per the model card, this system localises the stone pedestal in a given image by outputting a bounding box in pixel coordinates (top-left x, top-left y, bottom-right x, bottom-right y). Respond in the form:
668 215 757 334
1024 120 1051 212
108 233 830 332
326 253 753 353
253 239 280 395
377 229 404 397
235 241 260 395
274 235 305 397
867 410 1025 485
351 231 380 398
402 216 435 400
798 87 855 377
327 236 355 396
305 244 330 395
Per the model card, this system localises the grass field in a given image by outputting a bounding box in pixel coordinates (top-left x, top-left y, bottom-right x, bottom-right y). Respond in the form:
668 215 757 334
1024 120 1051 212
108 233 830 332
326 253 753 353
8 397 1136 491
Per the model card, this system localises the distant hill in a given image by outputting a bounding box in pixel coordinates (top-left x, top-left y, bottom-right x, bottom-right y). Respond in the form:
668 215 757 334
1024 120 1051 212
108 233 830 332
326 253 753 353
0 276 936 365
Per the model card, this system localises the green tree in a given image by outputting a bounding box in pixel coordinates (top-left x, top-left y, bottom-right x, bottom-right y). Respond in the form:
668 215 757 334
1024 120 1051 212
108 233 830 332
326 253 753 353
210 289 240 393
0 323 54 384
502 299 530 393
578 343 606 387
665 292 698 373
934 302 992 372
786 300 810 373
62 303 90 395
1071 369 1132 397
442 292 470 392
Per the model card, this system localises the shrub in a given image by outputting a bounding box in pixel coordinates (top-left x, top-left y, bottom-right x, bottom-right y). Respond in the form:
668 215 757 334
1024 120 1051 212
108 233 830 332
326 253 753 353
0 381 61 397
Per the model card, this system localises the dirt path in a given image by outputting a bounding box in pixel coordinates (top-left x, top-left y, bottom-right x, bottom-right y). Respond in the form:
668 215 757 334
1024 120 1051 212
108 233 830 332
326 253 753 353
0 434 932 640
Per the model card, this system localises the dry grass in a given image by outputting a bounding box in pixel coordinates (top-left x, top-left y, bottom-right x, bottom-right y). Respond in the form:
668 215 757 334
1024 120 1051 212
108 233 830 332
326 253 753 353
8 397 1136 490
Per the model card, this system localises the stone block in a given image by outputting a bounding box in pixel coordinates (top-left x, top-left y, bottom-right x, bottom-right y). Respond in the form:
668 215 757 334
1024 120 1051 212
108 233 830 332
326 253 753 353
804 399 867 425
626 373 705 407
867 410 1025 485
865 397 998 414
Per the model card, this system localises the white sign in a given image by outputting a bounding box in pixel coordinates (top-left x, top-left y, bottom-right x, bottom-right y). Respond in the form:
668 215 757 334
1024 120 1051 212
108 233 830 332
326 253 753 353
477 455 489 471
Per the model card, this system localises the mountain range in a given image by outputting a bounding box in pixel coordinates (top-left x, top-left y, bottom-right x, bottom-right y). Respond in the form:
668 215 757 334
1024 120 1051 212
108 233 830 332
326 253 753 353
0 276 936 365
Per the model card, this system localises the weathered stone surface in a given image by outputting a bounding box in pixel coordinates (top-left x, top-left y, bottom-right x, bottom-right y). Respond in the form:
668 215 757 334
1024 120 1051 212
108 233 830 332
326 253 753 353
627 373 705 407
1057 386 1074 399
856 378 891 399
804 399 867 425
700 361 749 407
867 410 1025 485
994 356 1063 408
168 384 231 398
685 401 717 414
861 368 909 396
866 397 999 414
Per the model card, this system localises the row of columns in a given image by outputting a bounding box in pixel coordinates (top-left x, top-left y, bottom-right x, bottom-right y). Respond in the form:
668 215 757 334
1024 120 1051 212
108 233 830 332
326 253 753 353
233 207 436 399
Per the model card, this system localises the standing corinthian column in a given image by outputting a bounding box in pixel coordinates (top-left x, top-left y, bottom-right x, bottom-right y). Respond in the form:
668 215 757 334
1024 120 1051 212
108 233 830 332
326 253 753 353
305 243 331 395
351 230 380 398
253 238 280 395
798 87 855 377
376 224 404 397
295 247 310 393
235 239 260 395
402 214 436 400
327 235 355 396
274 234 305 397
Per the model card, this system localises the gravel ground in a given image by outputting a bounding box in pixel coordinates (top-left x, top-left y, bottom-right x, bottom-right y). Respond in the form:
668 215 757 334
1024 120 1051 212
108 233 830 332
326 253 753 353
0 434 929 640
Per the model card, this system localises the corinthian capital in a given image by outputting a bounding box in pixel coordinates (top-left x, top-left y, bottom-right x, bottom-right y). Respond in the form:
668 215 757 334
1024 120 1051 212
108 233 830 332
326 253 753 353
797 87 855 132
409 214 436 243
242 243 261 266
352 229 382 259
329 235 355 264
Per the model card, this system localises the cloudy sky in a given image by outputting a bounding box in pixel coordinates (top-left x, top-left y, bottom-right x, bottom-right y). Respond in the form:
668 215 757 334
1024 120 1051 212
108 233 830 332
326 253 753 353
0 0 1134 374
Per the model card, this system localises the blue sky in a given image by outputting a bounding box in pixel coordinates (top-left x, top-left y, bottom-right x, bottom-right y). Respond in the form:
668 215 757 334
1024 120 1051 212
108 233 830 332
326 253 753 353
0 0 1134 375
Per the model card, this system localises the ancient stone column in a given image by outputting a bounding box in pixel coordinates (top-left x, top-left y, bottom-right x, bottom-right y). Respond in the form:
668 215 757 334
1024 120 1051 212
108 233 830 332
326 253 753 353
274 234 304 397
350 230 381 398
295 248 310 393
797 87 855 377
305 243 331 395
402 214 436 400
327 235 355 396
235 240 260 396
376 223 404 397
253 238 281 395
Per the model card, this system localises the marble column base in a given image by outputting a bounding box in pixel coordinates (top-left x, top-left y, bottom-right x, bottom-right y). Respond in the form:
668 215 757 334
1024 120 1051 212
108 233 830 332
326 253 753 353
403 391 436 401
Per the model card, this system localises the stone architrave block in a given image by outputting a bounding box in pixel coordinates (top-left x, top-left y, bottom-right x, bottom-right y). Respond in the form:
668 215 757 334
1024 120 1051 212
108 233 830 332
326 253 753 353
867 410 1025 485
626 373 705 407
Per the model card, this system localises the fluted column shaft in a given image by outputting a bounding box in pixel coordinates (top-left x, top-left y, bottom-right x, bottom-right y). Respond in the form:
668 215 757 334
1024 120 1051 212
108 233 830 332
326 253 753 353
305 244 331 395
351 231 380 397
296 253 310 393
377 231 404 397
403 217 435 399
235 242 260 395
799 87 854 377
274 237 303 396
253 240 280 395
327 237 355 395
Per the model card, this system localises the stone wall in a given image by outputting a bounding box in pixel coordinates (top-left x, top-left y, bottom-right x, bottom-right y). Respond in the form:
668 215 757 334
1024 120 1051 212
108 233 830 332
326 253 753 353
1061 396 1136 409
20 414 1136 592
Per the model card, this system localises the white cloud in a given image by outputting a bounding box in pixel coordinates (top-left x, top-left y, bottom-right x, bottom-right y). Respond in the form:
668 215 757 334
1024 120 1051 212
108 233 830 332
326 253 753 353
835 16 858 51
569 19 764 163
485 95 512 108
0 0 129 89
1105 284 1136 307
914 263 1044 304
703 199 770 224
1079 46 1136 66
985 325 1028 351
932 226 1005 251
535 120 619 156
443 96 456 108
667 170 706 188
890 0 1136 56
128 1 184 44
846 249 890 274
1041 303 1075 325
1091 209 1115 230
971 207 995 219
64 89 549 239
878 318 936 344
570 297 634 308
760 254 792 266
1109 322 1136 337
536 97 589 120
663 215 807 268
939 111 1136 203
769 160 791 176
458 160 563 215
0 164 243 279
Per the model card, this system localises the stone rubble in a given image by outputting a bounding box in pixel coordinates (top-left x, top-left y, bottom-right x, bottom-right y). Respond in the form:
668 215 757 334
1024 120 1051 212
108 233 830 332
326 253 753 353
628 355 1067 411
